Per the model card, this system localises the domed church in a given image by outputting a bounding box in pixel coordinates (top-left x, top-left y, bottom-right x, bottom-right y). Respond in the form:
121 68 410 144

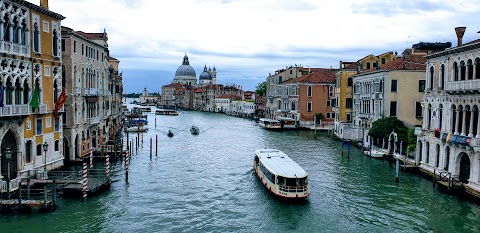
199 65 216 85
173 53 197 86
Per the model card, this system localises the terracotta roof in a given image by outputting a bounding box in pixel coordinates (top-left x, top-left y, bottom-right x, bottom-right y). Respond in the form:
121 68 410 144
164 83 184 88
379 54 426 71
218 94 241 100
283 68 337 84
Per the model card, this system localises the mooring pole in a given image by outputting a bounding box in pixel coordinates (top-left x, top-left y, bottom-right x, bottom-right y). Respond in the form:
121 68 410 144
347 140 351 159
156 134 158 156
395 158 399 184
18 181 22 211
341 138 344 156
150 137 152 158
314 115 317 140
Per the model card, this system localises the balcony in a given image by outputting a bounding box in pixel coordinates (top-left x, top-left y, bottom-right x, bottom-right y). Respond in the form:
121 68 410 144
0 104 31 117
88 116 100 125
445 80 480 94
74 87 82 95
85 88 98 96
1 41 29 56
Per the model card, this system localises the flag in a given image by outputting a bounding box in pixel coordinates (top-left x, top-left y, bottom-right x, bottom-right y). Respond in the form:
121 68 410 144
0 83 4 108
54 87 66 121
30 85 39 108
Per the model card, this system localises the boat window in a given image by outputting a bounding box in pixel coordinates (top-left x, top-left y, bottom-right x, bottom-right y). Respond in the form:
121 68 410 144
277 176 285 185
286 178 297 186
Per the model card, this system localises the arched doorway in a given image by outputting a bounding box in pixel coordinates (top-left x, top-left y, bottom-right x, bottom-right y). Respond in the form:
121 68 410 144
1 130 19 179
459 153 470 183
417 140 423 163
75 135 79 159
92 130 97 148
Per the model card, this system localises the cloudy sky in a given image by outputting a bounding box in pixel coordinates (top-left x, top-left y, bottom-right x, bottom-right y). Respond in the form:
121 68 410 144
35 0 480 93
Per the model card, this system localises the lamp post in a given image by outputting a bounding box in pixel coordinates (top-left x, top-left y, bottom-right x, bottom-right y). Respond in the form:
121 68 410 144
43 142 48 179
5 148 11 200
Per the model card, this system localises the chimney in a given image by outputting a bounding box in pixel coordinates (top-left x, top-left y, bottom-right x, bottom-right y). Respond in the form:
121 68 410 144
455 27 466 46
40 0 49 9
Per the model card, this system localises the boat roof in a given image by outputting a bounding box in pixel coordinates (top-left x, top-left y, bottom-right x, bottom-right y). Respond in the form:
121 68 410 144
255 149 307 178
277 117 295 121
259 118 280 123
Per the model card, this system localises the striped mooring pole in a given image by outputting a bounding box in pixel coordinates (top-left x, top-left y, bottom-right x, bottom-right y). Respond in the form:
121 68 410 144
89 147 94 169
105 154 110 181
125 152 129 180
82 162 88 199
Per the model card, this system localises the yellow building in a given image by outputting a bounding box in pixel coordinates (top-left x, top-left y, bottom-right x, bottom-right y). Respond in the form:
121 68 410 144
0 0 64 189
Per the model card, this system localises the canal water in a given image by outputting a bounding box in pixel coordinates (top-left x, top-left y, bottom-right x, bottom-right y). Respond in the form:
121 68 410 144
2 105 480 233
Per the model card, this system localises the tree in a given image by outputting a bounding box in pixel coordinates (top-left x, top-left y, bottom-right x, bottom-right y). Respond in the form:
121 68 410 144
368 117 408 142
407 128 417 153
255 81 267 96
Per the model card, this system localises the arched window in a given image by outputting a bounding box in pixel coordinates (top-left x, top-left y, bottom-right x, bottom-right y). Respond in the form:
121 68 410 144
307 86 312 97
14 79 21 104
23 78 29 104
20 19 27 45
307 101 312 112
439 104 443 130
453 62 459 81
451 105 457 133
3 14 10 41
426 141 430 164
427 104 432 129
467 59 473 80
429 66 434 90
53 81 58 103
473 106 479 137
34 22 40 52
53 29 58 56
475 58 480 79
435 144 440 167
440 64 445 90
460 61 466 80
12 17 18 43
6 77 12 105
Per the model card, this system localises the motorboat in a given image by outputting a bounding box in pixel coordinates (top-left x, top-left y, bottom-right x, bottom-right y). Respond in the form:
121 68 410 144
364 149 385 158
190 126 200 135
156 109 179 116
258 118 281 130
167 130 174 137
253 149 310 199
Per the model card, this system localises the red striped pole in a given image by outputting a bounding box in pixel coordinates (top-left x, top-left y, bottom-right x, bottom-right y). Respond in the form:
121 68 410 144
82 162 88 199
89 147 93 169
105 154 110 181
125 152 129 179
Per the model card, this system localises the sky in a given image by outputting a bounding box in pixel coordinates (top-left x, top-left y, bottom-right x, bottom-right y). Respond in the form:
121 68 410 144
31 0 480 93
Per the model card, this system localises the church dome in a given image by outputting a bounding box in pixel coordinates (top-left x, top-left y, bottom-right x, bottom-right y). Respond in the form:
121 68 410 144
199 65 212 80
175 54 196 77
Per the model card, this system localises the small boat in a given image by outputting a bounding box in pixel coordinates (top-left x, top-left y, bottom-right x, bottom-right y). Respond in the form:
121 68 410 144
253 149 310 199
258 118 281 130
364 150 384 158
167 130 174 137
190 126 200 135
156 109 179 116
277 117 298 130
127 126 148 132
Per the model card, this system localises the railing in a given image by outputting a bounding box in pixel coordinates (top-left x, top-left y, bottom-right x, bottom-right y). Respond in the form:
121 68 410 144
38 104 48 114
0 104 31 116
74 87 82 95
279 185 308 193
445 80 480 93
86 88 98 95
451 175 463 188
88 116 100 125
46 171 83 180
1 41 29 56
0 177 21 192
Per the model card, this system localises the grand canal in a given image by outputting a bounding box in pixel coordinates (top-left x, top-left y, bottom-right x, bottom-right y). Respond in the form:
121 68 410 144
2 105 480 233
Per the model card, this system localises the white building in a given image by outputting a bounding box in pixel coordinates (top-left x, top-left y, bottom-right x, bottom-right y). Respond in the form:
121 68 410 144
416 27 480 196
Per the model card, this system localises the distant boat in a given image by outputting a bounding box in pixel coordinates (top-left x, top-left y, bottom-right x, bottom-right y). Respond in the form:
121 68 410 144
127 126 148 132
258 118 281 130
364 150 384 158
190 126 200 135
156 109 179 116
167 130 174 137
253 149 310 199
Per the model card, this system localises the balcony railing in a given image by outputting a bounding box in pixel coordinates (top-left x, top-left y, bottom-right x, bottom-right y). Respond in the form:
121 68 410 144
86 88 98 96
1 41 29 56
445 80 480 94
0 104 31 116
74 87 82 95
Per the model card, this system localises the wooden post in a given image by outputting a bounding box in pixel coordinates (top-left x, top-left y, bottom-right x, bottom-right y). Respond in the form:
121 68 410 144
150 137 152 158
27 178 30 199
395 159 399 184
18 181 21 211
433 168 436 187
52 180 56 209
43 185 48 209
314 115 317 140
347 140 350 159
156 134 158 156
341 138 344 156
130 140 132 156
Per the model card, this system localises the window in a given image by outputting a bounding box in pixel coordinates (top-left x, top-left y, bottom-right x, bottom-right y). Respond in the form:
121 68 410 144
36 118 43 135
54 140 59 151
43 21 49 32
82 44 84 55
290 70 292 74
419 80 425 92
346 98 352 109
326 112 331 118
390 101 397 117
278 76 282 83
61 38 65 52
26 140 32 163
366 62 371 69
53 29 58 56
346 113 351 122
307 101 312 112
36 144 42 156
453 62 459 81
331 112 336 119
55 119 59 131
415 102 423 117
391 80 397 92
326 100 331 107
347 77 353 86
307 86 312 96
440 64 445 90
73 40 77 53
331 99 336 107
46 117 52 128
429 67 434 90
34 22 40 53
381 57 386 64
44 66 50 77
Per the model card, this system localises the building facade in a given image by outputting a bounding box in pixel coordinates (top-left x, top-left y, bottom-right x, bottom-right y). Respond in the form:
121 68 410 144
416 27 480 196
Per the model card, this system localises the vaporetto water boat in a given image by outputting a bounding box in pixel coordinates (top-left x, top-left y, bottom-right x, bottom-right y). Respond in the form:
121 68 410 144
253 149 310 199
258 118 281 130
